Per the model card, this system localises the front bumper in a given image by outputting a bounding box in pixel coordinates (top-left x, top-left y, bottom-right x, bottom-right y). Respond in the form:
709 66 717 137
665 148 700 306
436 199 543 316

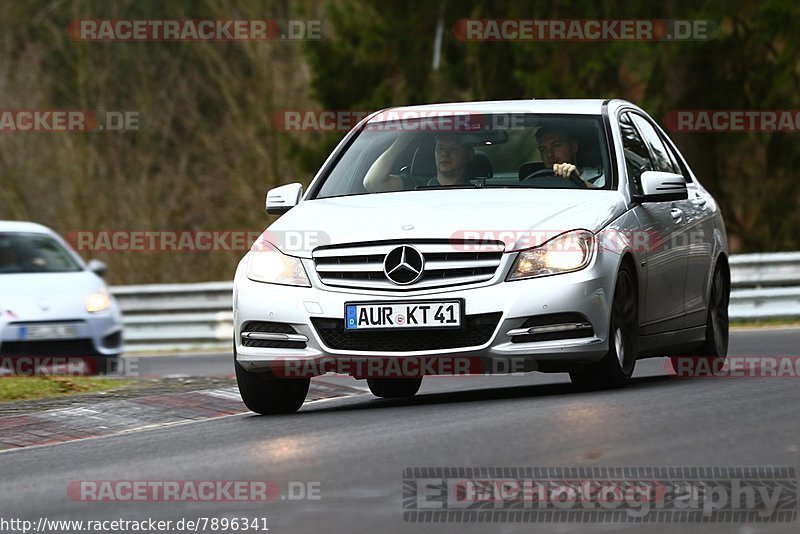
0 311 123 358
234 251 619 374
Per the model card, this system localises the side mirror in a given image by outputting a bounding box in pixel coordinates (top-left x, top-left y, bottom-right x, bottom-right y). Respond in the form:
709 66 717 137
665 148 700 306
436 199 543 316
266 183 303 215
634 171 688 203
87 259 107 277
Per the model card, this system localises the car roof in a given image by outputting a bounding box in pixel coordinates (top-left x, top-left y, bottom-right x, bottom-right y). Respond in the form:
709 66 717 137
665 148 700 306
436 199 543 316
368 99 635 123
0 220 57 235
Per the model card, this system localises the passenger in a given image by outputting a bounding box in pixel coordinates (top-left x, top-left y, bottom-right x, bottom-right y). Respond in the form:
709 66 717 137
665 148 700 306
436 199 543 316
363 133 474 192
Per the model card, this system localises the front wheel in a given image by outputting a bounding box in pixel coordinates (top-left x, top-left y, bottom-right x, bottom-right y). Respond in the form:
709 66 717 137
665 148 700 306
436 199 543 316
670 263 729 375
367 377 423 398
234 350 309 414
570 264 638 389
698 263 729 359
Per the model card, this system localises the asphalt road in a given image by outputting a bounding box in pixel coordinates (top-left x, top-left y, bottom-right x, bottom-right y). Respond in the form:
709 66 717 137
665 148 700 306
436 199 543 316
128 326 800 379
1 327 799 533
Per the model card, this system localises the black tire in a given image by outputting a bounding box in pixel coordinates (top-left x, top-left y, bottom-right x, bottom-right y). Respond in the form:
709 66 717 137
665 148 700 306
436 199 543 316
671 262 729 375
234 349 309 415
366 377 423 398
570 263 638 389
698 263 730 359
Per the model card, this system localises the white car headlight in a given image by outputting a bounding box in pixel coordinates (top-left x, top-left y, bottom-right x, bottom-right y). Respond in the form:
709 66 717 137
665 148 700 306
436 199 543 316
507 230 595 281
246 242 310 287
85 289 111 313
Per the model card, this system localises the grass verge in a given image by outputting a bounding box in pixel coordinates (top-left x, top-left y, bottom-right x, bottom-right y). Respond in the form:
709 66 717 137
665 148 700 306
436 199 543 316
731 318 800 329
0 376 135 403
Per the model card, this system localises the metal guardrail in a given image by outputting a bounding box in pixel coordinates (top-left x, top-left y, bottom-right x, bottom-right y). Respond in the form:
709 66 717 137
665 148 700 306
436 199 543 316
729 252 800 320
111 282 233 353
112 252 800 353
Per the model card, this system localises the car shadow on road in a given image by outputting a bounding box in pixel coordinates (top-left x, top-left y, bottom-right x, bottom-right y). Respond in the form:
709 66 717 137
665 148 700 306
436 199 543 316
303 374 676 414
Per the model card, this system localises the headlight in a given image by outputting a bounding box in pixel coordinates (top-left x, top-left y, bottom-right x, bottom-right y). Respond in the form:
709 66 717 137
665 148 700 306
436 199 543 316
507 230 595 281
85 290 111 312
246 242 310 287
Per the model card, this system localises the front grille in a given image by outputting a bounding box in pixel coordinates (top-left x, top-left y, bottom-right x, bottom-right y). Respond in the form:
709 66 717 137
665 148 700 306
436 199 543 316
240 321 306 349
0 339 99 357
311 312 502 352
511 313 594 343
313 240 504 291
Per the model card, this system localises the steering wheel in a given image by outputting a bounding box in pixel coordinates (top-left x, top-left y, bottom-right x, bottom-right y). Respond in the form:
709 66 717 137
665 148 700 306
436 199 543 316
521 168 589 189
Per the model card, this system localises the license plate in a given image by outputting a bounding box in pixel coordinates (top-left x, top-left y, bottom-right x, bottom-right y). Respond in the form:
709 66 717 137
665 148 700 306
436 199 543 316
345 300 462 330
19 324 79 340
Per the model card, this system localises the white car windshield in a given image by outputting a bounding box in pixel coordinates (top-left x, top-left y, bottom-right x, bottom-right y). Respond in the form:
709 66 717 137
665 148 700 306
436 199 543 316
0 232 83 274
314 113 611 199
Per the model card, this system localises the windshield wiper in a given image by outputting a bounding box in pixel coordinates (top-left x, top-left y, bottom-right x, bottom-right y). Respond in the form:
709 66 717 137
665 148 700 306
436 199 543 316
415 184 481 190
415 179 510 190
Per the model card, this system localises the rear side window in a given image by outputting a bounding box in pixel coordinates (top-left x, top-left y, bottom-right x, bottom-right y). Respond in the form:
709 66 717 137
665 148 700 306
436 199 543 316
629 113 679 174
618 113 651 195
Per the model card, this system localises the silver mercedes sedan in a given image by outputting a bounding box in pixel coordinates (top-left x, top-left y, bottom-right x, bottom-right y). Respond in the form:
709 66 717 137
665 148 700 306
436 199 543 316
233 99 730 414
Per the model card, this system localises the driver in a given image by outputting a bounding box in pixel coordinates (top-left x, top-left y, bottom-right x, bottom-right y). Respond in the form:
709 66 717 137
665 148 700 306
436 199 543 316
363 133 474 192
535 125 599 188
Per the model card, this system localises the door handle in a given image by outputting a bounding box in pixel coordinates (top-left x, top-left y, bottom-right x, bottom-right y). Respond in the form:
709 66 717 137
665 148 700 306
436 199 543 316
670 208 684 223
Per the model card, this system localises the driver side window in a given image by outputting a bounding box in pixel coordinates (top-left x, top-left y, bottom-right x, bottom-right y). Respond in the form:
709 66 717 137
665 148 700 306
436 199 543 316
619 112 652 196
629 113 680 175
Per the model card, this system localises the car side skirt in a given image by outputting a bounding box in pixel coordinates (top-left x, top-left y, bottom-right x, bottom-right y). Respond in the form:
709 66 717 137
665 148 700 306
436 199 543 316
636 325 706 359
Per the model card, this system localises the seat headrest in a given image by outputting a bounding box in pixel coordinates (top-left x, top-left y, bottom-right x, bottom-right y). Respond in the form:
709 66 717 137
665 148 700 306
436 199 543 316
466 151 493 179
411 145 493 181
410 143 436 177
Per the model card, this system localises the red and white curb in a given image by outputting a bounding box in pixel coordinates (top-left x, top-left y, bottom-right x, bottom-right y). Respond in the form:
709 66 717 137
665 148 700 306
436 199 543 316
0 380 367 451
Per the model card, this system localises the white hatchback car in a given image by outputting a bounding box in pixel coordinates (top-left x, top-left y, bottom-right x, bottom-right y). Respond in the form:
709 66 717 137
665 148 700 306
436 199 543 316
233 99 729 414
0 221 123 374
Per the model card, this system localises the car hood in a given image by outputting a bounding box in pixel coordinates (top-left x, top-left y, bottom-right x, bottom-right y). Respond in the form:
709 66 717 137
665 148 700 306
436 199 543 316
266 189 626 257
0 271 107 321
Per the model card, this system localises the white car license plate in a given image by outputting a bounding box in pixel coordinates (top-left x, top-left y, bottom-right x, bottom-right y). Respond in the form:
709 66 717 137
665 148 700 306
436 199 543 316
19 324 79 340
345 300 462 330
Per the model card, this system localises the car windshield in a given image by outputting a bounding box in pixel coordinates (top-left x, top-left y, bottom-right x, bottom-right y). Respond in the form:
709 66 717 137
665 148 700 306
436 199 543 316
314 113 611 199
0 232 83 274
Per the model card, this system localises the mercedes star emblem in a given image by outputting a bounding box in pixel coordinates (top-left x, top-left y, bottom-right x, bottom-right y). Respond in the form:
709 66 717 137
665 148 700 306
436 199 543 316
383 245 424 285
